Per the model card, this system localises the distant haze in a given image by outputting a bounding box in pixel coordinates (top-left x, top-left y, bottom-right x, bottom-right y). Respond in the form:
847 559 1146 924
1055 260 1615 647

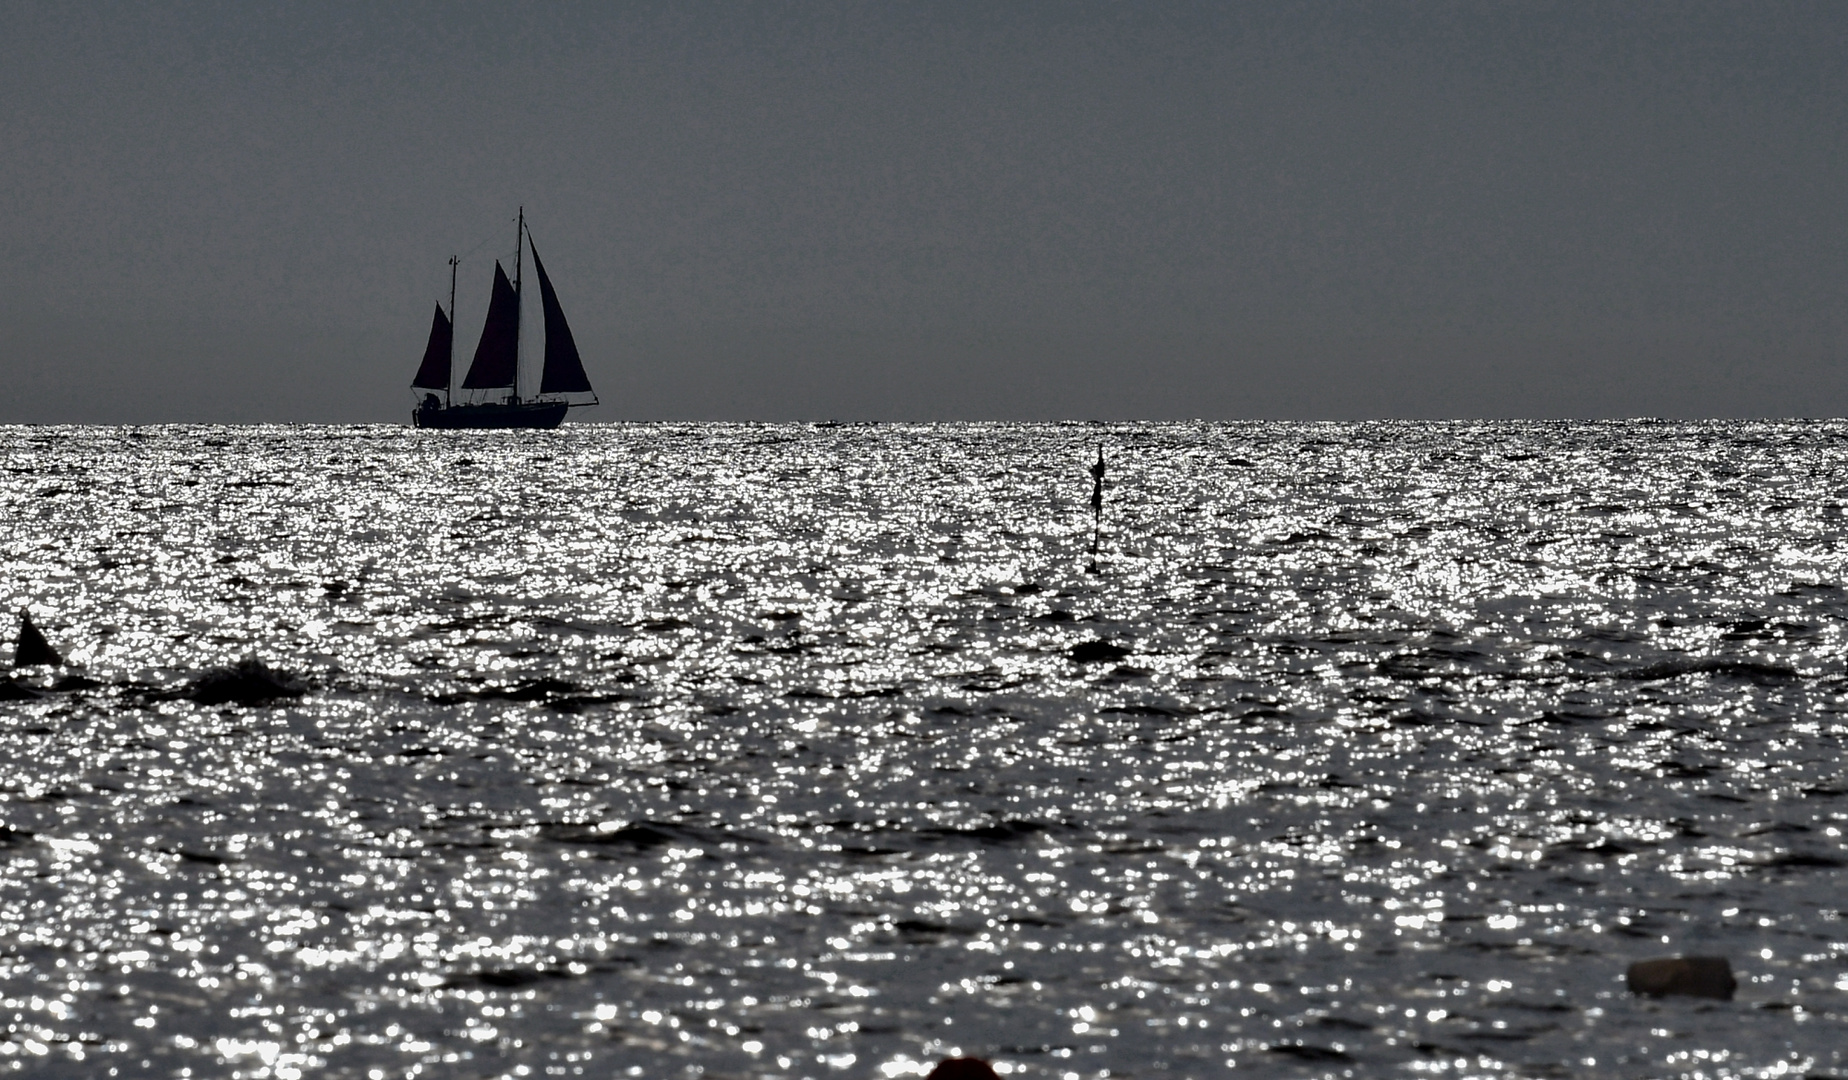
3 1 1846 422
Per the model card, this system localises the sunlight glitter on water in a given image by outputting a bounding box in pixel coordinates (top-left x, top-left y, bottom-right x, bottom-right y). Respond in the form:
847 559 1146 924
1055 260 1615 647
0 422 1846 1077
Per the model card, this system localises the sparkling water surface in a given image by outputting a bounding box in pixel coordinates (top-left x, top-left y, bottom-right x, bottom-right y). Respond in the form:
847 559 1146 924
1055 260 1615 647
1 421 1846 1079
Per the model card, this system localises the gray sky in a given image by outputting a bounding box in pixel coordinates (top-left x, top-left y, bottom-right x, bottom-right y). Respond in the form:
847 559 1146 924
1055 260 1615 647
3 1 1846 422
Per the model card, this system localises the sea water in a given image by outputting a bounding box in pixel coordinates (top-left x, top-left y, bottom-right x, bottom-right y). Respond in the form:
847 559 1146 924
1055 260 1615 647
0 421 1844 1079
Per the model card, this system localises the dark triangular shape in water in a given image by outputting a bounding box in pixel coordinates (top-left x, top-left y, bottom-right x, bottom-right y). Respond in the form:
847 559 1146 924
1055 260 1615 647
462 262 520 389
530 240 595 395
14 611 61 667
411 303 452 390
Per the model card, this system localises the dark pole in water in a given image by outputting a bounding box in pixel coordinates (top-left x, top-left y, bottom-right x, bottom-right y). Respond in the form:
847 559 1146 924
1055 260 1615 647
1089 444 1106 555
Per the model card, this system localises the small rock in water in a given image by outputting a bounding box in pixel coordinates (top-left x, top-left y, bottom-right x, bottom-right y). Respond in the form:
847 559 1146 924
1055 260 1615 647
1627 955 1735 1000
186 658 307 706
1069 639 1131 664
926 1058 1001 1080
13 611 62 668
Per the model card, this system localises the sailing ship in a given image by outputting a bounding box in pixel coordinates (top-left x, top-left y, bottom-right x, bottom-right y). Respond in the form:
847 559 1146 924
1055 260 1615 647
411 208 597 428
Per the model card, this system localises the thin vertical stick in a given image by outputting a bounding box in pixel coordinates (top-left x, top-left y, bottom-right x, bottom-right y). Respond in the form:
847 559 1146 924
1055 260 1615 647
1089 444 1105 555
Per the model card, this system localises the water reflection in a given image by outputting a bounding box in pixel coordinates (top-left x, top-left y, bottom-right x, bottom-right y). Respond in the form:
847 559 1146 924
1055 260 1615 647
0 422 1844 1077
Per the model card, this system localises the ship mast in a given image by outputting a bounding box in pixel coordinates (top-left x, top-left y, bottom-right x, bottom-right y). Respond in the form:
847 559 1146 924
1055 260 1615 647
446 254 458 408
512 206 524 405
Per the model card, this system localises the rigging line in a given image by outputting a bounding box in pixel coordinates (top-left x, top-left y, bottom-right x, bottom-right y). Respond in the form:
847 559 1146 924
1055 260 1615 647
437 236 496 303
449 234 496 275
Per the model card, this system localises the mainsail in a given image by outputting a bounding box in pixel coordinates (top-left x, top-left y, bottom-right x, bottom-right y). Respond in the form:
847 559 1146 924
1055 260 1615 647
530 242 594 395
462 262 520 389
411 303 451 390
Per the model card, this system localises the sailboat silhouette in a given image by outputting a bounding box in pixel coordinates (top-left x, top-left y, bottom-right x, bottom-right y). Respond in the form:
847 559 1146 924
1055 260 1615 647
412 208 598 429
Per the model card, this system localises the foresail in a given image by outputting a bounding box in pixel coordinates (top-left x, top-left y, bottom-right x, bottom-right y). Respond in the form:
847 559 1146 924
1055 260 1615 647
411 303 452 389
462 262 520 389
530 242 595 396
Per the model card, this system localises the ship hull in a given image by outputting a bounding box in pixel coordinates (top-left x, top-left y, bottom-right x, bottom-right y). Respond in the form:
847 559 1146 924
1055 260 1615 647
413 401 570 429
